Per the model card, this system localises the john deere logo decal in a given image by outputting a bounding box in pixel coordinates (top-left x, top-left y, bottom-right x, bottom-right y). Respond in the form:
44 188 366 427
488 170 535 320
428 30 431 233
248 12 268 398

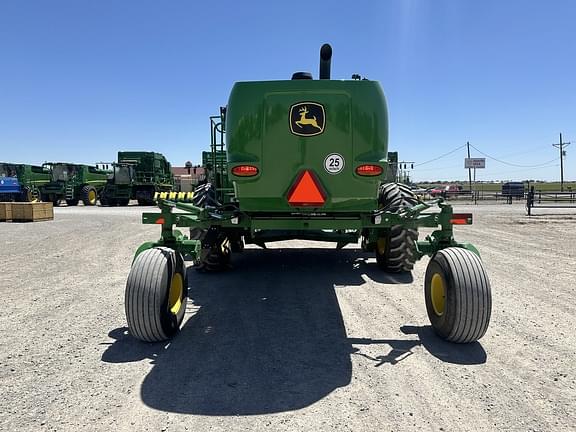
289 102 325 137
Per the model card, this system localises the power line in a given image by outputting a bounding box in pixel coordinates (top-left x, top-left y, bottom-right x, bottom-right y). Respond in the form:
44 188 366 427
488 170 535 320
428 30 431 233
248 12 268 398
414 144 467 166
469 143 559 168
475 162 560 177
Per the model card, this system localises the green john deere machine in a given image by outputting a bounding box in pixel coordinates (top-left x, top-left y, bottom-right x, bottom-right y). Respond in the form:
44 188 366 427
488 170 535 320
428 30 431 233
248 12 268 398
124 44 492 344
117 151 174 205
99 163 135 206
0 163 50 201
40 163 108 206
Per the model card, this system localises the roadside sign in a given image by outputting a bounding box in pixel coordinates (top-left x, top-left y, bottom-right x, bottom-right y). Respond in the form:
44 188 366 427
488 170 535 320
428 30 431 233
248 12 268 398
465 158 486 169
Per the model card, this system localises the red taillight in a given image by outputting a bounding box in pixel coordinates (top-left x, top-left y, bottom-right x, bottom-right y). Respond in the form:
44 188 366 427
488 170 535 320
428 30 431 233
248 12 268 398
231 165 259 177
155 217 165 224
450 213 473 225
355 164 383 176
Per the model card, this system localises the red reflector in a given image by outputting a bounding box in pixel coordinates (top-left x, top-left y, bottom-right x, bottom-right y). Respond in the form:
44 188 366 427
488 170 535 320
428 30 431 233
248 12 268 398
287 170 326 206
155 217 165 224
450 213 473 225
232 165 259 177
356 164 383 176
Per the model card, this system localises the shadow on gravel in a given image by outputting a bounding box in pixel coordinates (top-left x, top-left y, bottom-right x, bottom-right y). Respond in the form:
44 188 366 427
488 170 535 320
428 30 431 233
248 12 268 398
101 248 484 415
348 326 486 367
101 327 162 363
400 325 487 365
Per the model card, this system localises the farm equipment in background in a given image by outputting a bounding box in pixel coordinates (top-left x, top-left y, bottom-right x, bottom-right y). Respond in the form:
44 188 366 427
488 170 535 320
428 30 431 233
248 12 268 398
117 151 174 205
99 163 135 206
0 163 51 202
124 44 492 345
40 163 108 206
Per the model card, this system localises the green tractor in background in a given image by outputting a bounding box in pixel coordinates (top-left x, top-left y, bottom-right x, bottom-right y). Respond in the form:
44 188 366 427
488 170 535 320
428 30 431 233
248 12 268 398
0 162 50 202
117 151 174 205
124 44 492 345
40 163 108 206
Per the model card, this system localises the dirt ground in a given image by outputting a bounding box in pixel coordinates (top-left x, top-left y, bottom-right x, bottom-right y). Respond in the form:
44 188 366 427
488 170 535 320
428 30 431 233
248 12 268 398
0 202 575 431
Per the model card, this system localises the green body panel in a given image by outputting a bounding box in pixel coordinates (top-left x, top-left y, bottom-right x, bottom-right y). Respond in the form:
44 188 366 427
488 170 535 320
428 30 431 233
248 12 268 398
226 80 388 213
0 163 50 201
40 163 108 201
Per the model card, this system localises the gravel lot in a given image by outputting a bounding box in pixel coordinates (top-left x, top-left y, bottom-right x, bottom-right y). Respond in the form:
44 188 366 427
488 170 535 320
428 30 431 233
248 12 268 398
1 202 575 431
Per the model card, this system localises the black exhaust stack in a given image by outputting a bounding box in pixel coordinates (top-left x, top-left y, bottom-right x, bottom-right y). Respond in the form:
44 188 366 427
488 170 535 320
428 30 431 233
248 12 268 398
319 44 332 80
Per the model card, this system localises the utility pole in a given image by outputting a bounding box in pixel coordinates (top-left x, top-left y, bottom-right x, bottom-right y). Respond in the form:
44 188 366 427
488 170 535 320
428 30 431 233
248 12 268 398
553 133 570 191
467 141 472 192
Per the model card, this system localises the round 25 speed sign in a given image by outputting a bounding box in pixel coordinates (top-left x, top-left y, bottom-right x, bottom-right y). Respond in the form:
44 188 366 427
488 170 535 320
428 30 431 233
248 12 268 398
324 153 345 174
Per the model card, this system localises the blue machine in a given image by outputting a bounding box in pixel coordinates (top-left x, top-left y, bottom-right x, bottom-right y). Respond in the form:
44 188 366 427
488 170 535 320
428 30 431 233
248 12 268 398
0 177 21 199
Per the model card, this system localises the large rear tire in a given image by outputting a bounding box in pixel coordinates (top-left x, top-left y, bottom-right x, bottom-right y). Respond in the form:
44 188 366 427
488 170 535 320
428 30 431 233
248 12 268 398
81 185 98 206
195 235 231 272
424 247 491 343
189 183 231 271
375 183 419 272
125 247 188 342
192 182 220 208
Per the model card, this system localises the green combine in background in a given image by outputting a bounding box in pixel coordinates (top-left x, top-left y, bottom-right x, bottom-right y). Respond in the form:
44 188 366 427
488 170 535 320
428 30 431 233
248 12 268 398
124 44 492 346
40 163 108 206
117 151 174 205
0 163 50 202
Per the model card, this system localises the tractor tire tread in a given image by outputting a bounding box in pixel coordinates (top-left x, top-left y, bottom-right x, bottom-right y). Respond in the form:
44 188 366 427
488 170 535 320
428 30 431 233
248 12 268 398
426 247 491 343
125 247 187 342
376 183 419 272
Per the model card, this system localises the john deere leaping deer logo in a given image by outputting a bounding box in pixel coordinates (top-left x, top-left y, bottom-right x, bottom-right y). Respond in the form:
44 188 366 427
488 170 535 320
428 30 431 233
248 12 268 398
289 102 325 136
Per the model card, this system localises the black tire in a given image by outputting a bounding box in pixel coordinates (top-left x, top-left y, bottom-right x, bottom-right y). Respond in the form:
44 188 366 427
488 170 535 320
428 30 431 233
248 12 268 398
375 183 419 272
99 195 110 206
195 234 231 272
424 247 492 343
118 199 129 206
66 199 79 206
125 247 188 342
21 187 39 202
81 185 98 206
192 182 220 208
230 237 244 253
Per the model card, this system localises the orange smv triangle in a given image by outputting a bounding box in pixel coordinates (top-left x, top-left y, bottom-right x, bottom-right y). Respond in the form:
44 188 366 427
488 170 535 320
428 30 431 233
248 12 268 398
287 170 326 206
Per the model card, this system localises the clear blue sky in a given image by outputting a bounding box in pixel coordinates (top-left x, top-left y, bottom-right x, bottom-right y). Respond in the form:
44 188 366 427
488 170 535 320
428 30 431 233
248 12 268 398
1 0 575 181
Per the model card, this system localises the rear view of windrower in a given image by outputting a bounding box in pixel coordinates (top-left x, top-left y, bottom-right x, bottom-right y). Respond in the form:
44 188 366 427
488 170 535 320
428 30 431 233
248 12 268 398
124 44 492 344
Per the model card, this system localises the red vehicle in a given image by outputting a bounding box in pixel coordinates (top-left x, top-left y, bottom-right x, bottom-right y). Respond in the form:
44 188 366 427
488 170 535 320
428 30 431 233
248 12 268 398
430 184 463 198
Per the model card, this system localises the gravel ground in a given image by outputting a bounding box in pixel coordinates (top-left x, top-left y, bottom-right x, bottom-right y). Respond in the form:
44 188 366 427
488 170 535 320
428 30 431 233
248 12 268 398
0 202 575 431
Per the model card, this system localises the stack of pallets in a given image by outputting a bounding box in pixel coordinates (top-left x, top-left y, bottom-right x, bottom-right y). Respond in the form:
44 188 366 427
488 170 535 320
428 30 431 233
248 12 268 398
0 202 54 222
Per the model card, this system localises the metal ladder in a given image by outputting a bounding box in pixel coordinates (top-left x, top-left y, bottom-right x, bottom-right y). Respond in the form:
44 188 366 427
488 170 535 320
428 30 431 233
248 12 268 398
65 183 75 200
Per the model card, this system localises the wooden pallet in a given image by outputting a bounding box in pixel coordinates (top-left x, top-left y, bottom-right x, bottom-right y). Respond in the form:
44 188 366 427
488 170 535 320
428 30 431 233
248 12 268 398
0 203 13 222
9 202 54 222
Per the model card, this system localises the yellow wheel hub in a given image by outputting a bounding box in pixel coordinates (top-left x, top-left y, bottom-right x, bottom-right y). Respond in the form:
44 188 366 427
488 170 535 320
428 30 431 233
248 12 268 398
430 273 446 316
168 272 183 315
88 190 97 204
